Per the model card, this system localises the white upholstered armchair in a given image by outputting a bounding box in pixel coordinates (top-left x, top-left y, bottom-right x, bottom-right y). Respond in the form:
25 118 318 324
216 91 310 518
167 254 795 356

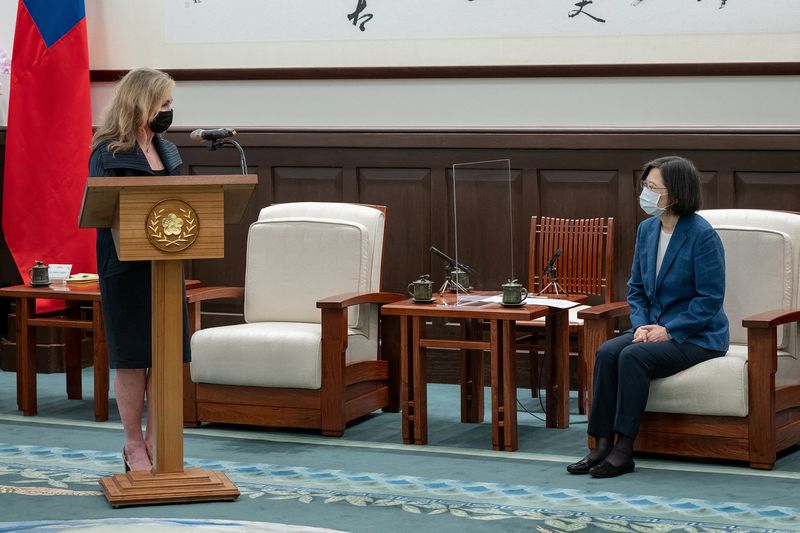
184 202 403 436
580 209 800 469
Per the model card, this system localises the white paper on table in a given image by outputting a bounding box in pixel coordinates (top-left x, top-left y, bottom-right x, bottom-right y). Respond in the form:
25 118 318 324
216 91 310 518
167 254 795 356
524 297 580 309
482 295 580 309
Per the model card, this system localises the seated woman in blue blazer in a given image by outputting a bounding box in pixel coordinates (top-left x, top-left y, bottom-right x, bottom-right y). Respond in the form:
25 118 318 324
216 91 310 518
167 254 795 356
568 155 729 478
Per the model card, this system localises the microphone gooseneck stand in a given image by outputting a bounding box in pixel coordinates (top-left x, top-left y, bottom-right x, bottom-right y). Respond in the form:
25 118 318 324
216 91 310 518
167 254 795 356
429 246 476 294
207 139 248 175
538 263 569 296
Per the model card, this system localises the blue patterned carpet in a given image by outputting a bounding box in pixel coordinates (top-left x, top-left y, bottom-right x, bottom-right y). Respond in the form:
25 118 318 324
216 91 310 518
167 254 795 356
1 442 799 532
1 369 800 532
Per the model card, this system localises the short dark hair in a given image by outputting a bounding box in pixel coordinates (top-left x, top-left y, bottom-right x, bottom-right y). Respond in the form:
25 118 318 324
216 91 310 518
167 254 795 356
641 155 702 216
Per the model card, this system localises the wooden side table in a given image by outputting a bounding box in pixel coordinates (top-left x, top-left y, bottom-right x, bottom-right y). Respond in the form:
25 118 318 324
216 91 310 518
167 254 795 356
0 282 109 421
382 291 581 451
0 280 201 422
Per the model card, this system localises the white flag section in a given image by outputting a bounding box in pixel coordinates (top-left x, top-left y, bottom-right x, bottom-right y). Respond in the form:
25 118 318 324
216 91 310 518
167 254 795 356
165 0 800 43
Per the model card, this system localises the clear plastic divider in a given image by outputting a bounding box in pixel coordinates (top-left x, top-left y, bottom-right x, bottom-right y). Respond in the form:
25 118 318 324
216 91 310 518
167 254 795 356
443 159 514 306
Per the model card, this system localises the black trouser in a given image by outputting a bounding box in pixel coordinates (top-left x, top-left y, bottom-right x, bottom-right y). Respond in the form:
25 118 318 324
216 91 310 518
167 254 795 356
587 333 724 440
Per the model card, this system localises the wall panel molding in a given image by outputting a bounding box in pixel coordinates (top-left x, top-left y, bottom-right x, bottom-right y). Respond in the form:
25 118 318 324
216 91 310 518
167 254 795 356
1 128 798 302
89 63 800 83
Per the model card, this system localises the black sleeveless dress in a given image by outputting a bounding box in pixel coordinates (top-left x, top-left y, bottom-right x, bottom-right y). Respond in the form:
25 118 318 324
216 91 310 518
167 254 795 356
89 140 191 369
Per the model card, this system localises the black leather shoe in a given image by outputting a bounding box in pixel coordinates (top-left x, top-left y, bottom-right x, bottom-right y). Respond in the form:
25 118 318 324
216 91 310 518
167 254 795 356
589 459 635 478
566 455 604 475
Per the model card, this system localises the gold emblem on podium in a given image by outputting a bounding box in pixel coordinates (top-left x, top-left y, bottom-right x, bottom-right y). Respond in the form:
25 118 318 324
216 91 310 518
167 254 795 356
146 199 199 252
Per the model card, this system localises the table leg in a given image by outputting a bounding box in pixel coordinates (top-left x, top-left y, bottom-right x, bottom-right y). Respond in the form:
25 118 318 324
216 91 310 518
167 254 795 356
400 315 413 444
17 298 37 416
92 302 109 422
65 304 82 400
183 300 200 426
501 320 518 451
460 318 484 423
546 307 570 428
411 316 427 445
490 320 500 450
380 314 401 413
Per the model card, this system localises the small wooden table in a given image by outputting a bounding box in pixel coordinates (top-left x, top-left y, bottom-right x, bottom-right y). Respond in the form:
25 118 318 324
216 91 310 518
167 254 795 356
0 280 201 422
381 292 583 452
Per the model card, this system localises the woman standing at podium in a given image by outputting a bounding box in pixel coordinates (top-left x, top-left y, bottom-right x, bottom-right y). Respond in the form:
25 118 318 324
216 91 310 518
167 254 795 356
89 68 191 472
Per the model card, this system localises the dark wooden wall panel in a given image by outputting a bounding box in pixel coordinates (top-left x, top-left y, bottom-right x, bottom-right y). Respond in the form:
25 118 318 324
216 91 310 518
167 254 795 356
273 167 343 204
698 172 720 210
359 168 431 292
1 129 799 307
735 172 800 211
539 170 623 293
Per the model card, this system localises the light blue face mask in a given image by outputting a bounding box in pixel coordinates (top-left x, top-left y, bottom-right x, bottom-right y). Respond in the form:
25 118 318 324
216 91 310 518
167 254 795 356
639 187 667 217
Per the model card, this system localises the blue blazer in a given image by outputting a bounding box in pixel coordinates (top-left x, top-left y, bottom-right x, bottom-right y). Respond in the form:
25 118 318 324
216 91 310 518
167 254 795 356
627 213 729 352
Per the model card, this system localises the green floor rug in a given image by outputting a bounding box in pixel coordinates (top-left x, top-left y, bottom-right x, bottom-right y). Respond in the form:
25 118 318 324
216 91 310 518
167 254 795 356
1 368 800 532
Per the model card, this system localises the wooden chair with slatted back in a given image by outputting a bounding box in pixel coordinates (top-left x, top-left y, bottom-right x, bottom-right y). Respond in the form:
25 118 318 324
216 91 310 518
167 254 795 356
517 216 615 414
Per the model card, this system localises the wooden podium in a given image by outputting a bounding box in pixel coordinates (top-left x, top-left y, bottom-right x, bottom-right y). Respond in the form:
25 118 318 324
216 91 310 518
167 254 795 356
79 174 256 507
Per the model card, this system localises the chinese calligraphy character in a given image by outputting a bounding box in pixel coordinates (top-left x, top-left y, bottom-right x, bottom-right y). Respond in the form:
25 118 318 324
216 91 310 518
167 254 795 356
348 0 373 32
568 1 606 23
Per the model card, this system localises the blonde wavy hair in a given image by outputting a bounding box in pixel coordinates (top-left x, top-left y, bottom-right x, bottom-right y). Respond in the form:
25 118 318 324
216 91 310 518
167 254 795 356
91 68 175 153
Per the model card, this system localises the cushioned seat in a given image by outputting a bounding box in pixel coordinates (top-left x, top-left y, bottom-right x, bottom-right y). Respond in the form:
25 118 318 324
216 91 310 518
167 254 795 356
191 322 374 389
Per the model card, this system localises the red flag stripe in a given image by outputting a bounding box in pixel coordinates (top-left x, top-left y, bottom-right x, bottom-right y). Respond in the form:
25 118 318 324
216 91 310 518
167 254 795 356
3 1 95 313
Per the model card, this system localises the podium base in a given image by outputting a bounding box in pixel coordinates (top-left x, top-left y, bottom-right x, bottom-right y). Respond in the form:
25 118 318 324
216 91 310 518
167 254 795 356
99 467 239 508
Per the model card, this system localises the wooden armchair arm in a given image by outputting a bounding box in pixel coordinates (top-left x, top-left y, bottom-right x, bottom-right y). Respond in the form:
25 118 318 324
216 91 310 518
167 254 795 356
743 308 800 329
577 301 630 321
318 291 405 428
317 291 405 309
186 286 244 304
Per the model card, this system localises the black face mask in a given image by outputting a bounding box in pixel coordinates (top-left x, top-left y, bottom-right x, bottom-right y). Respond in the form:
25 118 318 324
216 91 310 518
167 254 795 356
149 109 173 133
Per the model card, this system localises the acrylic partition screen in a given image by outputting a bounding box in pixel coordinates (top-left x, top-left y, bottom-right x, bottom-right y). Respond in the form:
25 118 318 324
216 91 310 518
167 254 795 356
446 159 514 305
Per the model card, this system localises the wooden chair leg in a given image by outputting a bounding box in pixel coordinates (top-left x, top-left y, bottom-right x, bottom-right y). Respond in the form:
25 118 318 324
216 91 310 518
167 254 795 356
320 307 347 437
183 301 201 427
92 302 109 422
182 363 200 427
577 327 586 415
65 305 82 400
747 327 777 470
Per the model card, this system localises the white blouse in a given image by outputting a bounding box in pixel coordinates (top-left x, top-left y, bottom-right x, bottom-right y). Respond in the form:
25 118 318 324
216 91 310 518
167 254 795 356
655 229 672 278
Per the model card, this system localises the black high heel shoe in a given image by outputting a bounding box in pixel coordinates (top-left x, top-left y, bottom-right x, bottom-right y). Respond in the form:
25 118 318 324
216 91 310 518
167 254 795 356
122 448 132 473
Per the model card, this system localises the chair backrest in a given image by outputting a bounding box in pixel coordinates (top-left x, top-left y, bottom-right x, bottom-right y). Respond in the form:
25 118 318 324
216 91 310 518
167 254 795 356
528 216 615 302
243 202 385 330
699 209 800 355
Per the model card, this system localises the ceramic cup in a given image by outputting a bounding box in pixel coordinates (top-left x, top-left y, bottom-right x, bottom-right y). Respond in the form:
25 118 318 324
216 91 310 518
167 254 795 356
501 280 528 305
407 275 434 302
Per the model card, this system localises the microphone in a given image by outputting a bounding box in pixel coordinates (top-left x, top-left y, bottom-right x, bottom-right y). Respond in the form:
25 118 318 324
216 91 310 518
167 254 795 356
543 249 562 273
190 128 237 142
429 246 476 275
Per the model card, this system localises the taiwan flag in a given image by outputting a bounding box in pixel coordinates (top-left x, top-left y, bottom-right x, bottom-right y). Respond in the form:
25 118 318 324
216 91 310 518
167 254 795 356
2 0 95 312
